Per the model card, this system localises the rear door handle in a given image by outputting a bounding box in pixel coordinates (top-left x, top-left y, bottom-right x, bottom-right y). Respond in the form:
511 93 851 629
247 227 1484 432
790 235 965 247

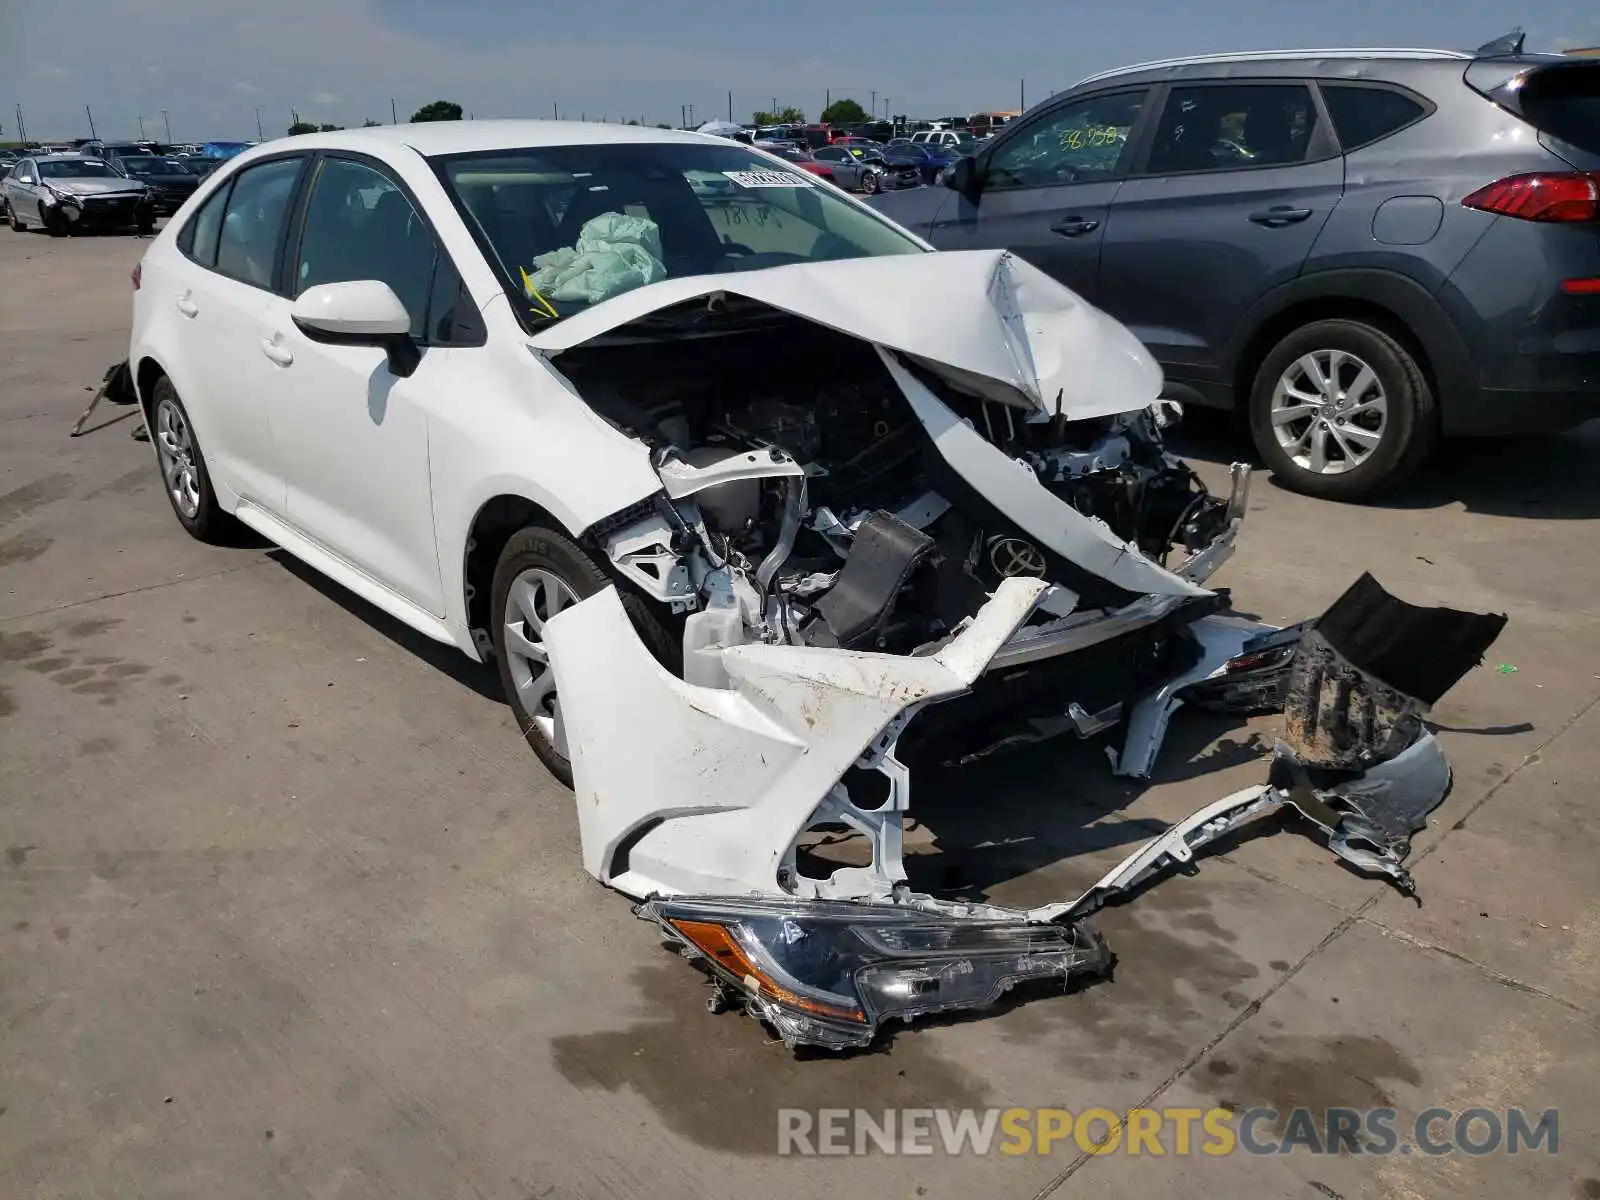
1249 206 1313 227
175 293 198 317
1050 216 1100 237
259 336 294 367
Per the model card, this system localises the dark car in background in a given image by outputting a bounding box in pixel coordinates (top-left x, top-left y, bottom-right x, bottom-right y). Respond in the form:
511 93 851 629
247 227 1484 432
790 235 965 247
870 41 1600 500
880 141 963 185
114 154 200 213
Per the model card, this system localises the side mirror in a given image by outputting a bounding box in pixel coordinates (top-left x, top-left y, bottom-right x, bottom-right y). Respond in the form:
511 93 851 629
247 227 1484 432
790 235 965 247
291 280 420 377
946 155 978 194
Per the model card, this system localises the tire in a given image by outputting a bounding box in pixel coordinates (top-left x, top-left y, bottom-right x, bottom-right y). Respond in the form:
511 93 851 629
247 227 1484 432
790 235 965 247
862 171 881 195
148 376 234 543
3 196 22 231
490 525 679 787
1248 318 1437 503
42 204 66 237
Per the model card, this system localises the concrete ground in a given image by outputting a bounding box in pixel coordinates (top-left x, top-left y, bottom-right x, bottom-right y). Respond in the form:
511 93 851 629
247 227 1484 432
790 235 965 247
2 222 1597 1200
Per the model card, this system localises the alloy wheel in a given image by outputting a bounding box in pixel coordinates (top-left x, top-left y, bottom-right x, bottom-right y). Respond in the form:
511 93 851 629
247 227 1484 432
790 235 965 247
154 398 201 518
502 567 579 757
1269 349 1389 475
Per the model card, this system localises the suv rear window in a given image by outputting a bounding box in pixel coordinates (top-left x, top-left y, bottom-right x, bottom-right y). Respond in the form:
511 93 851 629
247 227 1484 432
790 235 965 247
1518 67 1600 156
1321 84 1427 152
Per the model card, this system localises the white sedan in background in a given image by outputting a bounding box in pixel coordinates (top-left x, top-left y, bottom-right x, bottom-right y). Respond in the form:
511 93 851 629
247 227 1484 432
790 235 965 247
127 121 1498 1051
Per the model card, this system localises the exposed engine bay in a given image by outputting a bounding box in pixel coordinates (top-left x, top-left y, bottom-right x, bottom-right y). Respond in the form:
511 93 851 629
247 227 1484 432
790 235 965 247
558 311 1239 672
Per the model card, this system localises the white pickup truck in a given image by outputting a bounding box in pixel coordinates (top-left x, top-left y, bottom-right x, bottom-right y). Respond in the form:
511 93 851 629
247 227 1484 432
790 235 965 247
909 128 980 149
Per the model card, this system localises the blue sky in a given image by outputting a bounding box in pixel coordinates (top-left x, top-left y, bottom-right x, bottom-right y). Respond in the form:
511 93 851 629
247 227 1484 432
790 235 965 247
3 0 1598 141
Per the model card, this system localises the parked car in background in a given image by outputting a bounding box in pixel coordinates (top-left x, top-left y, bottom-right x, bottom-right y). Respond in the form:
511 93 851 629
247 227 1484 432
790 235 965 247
870 41 1600 500
764 144 835 181
2 153 155 235
910 129 979 149
115 154 201 214
879 141 961 185
808 144 918 194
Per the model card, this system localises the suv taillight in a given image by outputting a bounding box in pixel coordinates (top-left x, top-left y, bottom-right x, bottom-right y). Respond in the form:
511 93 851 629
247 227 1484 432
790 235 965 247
131 261 142 291
1462 172 1600 222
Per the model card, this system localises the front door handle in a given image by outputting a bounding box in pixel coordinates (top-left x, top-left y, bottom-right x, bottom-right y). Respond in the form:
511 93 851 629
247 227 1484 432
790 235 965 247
1249 206 1313 227
175 293 198 317
1050 216 1100 237
259 336 294 367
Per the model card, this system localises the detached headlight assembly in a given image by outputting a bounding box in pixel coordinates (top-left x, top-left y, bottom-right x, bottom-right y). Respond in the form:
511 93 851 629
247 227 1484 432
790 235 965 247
638 895 1110 1050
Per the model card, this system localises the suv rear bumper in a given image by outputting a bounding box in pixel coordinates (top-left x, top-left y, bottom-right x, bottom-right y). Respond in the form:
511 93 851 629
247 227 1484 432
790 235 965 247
1445 379 1600 436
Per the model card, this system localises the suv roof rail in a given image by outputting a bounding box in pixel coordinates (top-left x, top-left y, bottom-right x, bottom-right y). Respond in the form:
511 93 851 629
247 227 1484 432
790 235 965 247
1073 47 1473 88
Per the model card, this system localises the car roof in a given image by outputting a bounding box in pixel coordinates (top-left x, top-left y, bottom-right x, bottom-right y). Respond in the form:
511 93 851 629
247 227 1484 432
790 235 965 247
1074 47 1473 87
231 119 730 166
34 153 104 163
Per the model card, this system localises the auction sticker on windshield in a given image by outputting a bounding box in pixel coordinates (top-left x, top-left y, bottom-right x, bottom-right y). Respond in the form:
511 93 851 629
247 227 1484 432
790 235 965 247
723 169 816 188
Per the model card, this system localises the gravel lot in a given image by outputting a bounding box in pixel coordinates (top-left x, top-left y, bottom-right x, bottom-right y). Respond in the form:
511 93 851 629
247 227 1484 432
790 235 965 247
3 222 1598 1199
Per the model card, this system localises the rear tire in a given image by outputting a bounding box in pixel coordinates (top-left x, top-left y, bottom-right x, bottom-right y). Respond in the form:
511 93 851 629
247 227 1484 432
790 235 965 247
490 526 679 787
149 376 235 543
3 196 22 231
1248 318 1436 503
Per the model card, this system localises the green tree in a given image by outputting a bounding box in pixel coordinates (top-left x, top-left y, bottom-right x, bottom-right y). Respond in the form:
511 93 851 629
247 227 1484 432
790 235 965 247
318 123 342 132
362 118 382 127
820 98 869 124
752 106 805 125
287 120 317 135
410 100 463 123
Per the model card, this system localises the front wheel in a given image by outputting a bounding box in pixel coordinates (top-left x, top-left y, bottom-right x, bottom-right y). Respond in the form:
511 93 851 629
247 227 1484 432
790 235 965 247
491 526 679 787
862 171 881 195
41 204 66 237
1248 318 1437 502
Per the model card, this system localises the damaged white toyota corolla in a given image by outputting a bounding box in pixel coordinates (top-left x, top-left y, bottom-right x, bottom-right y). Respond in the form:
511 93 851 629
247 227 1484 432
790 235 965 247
129 123 1506 1050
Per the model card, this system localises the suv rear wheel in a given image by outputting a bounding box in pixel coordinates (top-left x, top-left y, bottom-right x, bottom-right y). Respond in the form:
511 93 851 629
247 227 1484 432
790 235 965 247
1248 318 1436 502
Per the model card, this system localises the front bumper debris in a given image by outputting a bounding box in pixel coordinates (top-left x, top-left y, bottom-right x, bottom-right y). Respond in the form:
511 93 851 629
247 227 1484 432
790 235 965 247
552 572 1505 1051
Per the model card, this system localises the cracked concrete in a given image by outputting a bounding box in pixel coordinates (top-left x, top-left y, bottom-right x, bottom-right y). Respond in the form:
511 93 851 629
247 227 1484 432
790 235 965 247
3 222 1598 1199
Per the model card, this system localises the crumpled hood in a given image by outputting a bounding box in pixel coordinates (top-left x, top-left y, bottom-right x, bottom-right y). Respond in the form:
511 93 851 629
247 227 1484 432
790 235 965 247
529 249 1163 421
47 177 147 197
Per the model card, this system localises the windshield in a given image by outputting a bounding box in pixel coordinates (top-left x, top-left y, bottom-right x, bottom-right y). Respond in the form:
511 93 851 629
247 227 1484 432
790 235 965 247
435 141 924 328
38 159 120 179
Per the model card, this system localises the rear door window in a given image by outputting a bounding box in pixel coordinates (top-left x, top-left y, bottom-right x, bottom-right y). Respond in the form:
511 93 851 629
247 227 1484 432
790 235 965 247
1321 84 1429 151
1143 83 1320 175
215 157 304 289
177 182 231 267
1517 67 1600 156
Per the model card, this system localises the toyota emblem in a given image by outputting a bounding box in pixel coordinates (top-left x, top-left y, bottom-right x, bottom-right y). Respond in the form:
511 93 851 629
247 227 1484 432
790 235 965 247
988 536 1047 579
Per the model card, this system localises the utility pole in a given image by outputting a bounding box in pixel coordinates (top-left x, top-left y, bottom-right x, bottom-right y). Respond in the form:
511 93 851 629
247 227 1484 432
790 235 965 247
681 104 686 128
871 89 876 116
687 103 695 126
727 91 733 122
137 114 146 139
1020 79 1026 111
86 105 97 138
161 109 171 141
390 97 398 123
15 104 27 143
884 97 891 123
553 101 559 119
255 106 264 139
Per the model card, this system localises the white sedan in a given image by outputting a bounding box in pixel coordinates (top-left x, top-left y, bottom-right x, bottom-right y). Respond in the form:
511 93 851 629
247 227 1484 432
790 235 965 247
128 121 1494 1049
